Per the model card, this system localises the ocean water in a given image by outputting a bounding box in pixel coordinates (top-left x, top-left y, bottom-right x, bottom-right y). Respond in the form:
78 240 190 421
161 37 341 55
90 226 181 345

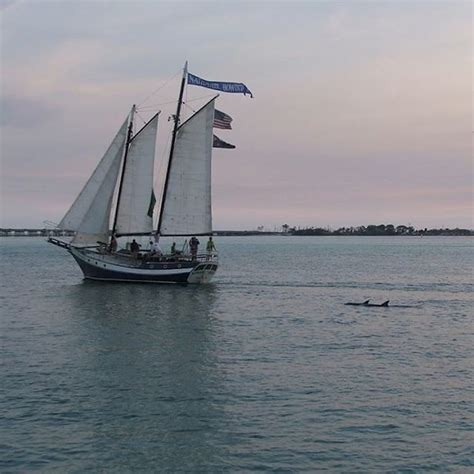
1 236 472 472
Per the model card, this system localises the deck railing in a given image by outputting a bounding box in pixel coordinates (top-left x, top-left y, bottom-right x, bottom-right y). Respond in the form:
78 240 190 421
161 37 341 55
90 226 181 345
49 239 219 265
142 251 218 263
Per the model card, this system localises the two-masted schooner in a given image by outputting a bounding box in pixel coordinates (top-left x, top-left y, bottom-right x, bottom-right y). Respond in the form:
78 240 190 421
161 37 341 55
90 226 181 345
48 62 251 283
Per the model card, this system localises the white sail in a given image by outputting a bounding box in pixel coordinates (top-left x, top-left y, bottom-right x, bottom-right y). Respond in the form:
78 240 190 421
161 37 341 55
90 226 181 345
61 114 130 246
159 99 215 235
115 113 159 235
59 116 129 233
71 143 124 246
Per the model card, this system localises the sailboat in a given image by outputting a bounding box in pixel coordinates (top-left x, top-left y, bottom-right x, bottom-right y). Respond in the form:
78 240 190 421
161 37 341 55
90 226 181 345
48 63 230 284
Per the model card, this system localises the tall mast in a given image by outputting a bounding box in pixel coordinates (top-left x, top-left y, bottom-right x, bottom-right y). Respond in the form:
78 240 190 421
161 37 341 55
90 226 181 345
111 104 135 238
157 61 188 234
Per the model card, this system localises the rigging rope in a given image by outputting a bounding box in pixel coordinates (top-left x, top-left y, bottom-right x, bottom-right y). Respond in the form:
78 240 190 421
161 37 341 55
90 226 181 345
137 93 216 111
135 110 148 126
136 69 181 108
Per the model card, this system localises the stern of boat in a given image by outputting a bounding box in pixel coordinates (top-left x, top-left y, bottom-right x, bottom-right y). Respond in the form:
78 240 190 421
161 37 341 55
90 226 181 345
187 261 218 284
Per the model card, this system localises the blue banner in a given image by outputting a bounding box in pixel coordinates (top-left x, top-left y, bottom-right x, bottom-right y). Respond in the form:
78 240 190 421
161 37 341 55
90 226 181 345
188 73 253 98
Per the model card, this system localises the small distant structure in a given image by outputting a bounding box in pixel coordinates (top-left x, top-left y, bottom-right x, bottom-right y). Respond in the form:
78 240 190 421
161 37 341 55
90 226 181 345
0 228 75 237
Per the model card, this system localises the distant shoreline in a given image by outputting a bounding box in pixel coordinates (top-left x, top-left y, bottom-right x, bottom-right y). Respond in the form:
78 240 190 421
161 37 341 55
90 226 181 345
1 228 472 237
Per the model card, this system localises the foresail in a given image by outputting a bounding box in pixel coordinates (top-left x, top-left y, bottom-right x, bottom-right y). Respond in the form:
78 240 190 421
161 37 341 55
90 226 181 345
159 99 214 235
60 114 129 246
59 117 129 233
71 143 124 246
115 113 159 236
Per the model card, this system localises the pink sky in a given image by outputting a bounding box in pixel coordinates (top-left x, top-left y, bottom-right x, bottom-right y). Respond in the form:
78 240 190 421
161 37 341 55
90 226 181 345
1 0 472 229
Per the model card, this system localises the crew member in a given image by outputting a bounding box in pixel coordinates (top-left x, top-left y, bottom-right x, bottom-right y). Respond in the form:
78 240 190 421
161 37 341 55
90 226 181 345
130 239 140 259
189 236 200 261
206 236 216 260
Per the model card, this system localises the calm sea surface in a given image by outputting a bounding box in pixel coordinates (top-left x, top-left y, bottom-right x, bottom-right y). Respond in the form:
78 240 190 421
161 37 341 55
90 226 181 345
1 236 472 472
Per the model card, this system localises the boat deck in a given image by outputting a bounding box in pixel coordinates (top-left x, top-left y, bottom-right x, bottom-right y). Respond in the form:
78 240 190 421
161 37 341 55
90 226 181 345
78 247 218 270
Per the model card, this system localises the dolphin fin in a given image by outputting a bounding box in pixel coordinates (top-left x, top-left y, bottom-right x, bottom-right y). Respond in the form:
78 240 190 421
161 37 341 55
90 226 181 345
381 300 389 307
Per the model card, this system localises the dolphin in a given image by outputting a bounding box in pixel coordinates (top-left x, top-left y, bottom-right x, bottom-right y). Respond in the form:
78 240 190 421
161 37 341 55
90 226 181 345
345 300 390 307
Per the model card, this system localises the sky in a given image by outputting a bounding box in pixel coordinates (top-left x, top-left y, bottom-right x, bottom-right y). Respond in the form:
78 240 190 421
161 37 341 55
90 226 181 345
0 0 472 230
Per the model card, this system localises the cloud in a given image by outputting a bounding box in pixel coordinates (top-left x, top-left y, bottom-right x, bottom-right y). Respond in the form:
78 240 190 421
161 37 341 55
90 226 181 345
0 1 472 229
0 0 17 11
0 95 60 128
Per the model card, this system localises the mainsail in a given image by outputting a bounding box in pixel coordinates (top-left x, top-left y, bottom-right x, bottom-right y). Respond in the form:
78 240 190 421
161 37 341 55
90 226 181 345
115 113 159 236
159 98 215 235
58 115 130 246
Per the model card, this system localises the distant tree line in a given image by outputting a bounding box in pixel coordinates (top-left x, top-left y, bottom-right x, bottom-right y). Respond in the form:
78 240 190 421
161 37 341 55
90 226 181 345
1 225 472 238
289 224 472 236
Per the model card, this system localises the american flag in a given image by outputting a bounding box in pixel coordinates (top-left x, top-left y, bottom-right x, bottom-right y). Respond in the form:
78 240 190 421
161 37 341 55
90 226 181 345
213 109 233 130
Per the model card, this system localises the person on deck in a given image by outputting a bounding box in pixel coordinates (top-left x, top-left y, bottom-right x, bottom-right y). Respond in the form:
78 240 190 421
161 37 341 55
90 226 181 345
130 239 140 259
206 236 216 260
109 234 118 253
189 236 200 261
150 235 162 256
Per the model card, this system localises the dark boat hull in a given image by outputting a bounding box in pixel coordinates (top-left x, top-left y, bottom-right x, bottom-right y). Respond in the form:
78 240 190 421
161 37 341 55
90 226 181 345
69 247 217 284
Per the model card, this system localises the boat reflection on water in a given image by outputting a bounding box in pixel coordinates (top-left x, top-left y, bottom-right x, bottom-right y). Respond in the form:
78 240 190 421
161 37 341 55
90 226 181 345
66 283 228 469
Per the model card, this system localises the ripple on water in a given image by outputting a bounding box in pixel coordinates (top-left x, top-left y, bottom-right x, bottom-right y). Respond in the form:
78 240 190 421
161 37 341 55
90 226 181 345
0 236 472 471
